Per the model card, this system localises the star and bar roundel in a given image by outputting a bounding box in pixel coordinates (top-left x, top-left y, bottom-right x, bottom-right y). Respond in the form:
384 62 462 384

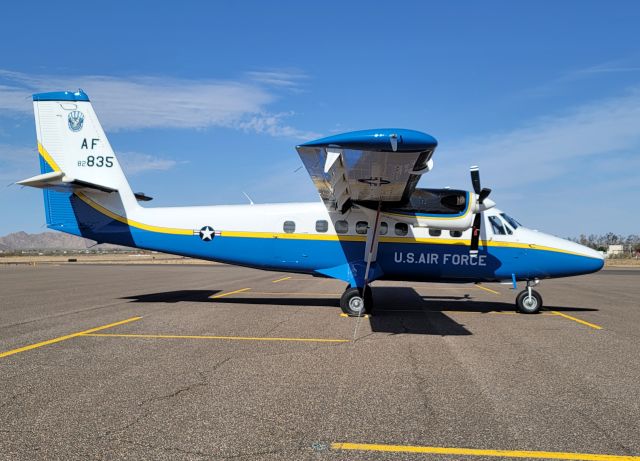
194 226 217 241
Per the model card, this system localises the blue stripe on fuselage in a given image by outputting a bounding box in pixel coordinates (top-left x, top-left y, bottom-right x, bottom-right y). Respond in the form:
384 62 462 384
53 194 603 284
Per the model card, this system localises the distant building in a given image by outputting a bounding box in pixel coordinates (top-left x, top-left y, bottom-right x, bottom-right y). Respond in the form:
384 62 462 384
606 244 624 257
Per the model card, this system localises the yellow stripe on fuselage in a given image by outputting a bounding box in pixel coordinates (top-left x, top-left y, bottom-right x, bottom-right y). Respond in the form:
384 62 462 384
75 192 193 235
38 143 61 172
220 232 596 258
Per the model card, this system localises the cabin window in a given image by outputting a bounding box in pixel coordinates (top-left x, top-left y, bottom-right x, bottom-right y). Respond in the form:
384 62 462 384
395 223 409 236
488 216 506 235
335 220 348 234
429 228 441 237
283 221 296 233
356 221 368 234
450 230 463 238
316 220 328 233
500 213 521 230
379 222 388 235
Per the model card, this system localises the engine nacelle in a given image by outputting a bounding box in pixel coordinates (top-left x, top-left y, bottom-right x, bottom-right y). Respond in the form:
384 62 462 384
377 188 488 231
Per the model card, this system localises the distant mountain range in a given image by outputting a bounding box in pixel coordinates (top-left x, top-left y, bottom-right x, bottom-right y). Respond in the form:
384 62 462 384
0 231 127 251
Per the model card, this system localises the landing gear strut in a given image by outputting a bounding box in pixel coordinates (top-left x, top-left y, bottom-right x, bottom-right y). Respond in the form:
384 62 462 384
340 286 373 316
515 279 543 314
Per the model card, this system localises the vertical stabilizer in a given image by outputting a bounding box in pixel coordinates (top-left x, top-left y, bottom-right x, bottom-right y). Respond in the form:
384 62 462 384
31 90 137 236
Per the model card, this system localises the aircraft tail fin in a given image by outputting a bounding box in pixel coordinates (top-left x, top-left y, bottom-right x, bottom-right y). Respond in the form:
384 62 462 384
21 90 138 236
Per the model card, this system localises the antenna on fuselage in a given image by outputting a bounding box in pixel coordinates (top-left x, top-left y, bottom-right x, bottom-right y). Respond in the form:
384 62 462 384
242 191 255 205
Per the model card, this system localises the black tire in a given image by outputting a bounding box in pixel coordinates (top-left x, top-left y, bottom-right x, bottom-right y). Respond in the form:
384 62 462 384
516 289 543 314
340 287 370 316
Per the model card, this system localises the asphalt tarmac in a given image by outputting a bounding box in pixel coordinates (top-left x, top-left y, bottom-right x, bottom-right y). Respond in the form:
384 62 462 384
0 264 639 460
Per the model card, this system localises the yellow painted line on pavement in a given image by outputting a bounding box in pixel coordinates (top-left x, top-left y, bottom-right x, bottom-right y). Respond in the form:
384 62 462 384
210 288 251 298
551 311 602 330
83 333 348 343
339 313 370 318
272 276 292 283
474 283 501 295
288 277 329 281
439 311 554 316
331 442 640 460
0 317 142 359
249 291 339 297
487 311 553 316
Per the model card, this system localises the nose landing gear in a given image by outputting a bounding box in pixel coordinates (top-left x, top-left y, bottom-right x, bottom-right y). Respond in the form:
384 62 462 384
516 279 543 314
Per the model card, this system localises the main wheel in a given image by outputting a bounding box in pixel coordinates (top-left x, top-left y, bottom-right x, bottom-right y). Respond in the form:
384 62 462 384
516 289 543 314
340 287 370 316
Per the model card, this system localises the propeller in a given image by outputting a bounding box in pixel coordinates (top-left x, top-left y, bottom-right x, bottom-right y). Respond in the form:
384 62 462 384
469 166 492 255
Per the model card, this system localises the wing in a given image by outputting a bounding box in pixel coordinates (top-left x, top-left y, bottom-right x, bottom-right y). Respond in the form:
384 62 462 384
296 129 437 212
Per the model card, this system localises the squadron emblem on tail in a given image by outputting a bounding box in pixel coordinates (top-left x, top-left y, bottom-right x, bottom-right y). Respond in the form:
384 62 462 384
67 110 84 132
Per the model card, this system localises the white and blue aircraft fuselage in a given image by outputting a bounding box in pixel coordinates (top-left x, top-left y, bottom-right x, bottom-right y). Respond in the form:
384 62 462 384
18 91 604 316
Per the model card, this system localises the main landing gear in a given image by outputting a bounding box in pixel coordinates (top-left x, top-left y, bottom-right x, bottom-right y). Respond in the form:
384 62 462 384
515 280 543 314
340 286 373 316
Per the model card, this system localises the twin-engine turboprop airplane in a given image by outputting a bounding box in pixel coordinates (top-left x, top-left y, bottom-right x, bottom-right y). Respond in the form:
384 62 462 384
18 90 604 316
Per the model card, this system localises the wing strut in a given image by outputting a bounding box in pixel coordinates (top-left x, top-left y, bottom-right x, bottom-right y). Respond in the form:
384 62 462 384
363 201 382 286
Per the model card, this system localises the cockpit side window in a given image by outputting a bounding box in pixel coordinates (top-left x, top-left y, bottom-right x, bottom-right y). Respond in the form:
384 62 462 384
500 213 521 230
488 216 506 235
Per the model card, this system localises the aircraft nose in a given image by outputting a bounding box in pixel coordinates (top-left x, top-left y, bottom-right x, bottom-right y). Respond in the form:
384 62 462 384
577 244 605 273
522 229 605 277
553 237 604 275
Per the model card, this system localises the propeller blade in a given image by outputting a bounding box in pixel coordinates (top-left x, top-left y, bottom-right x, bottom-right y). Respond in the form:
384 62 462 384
469 166 490 254
470 213 482 255
478 187 491 204
470 166 481 194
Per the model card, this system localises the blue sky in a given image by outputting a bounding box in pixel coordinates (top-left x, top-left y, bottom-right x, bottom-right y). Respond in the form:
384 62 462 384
1 1 639 237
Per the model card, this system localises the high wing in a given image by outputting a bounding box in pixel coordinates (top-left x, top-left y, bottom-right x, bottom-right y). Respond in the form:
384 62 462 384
296 129 437 212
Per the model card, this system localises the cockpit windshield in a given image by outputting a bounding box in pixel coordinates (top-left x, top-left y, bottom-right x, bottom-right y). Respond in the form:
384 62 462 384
488 216 507 235
500 213 521 229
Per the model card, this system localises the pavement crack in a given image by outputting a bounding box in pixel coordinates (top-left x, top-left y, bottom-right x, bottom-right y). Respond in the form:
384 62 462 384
140 357 230 406
217 446 295 460
573 407 634 453
262 317 293 337
100 358 231 439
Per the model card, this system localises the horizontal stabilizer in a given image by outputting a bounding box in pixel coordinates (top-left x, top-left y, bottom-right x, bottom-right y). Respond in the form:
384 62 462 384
17 171 117 194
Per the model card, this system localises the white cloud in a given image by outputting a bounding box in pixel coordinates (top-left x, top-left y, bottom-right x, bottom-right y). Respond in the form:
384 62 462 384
245 70 308 89
564 58 640 78
424 87 640 235
118 151 184 175
0 143 181 181
432 87 640 191
238 112 321 139
0 69 317 139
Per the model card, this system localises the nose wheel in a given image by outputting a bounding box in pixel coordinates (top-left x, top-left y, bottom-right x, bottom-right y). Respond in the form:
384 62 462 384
516 284 543 314
340 286 373 316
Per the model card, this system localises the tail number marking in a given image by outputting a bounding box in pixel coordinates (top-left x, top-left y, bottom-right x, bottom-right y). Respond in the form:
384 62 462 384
78 156 114 168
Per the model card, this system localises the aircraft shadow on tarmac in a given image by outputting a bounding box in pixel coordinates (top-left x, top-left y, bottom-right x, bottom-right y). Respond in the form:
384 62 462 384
121 286 597 337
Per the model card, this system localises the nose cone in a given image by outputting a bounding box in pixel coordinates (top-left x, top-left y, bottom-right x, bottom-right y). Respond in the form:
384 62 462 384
574 245 605 274
521 229 604 277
